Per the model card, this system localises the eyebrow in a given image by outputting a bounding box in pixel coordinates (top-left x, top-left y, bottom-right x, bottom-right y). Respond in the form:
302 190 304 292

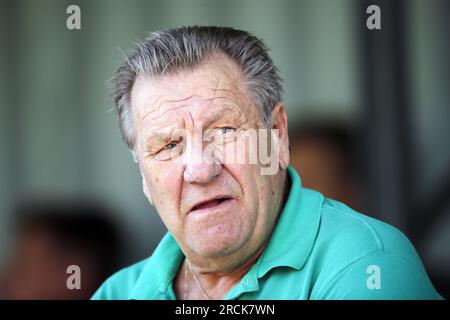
202 106 234 123
144 128 179 150
144 103 242 147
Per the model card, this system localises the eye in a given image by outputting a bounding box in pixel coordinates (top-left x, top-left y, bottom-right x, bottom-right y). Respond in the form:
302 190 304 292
161 141 179 151
218 127 235 134
159 135 184 152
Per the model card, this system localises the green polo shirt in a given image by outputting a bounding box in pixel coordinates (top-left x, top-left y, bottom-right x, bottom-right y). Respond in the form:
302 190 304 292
92 166 442 300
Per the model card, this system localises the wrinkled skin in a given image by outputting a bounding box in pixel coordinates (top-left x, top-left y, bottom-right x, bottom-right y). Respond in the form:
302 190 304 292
130 53 290 298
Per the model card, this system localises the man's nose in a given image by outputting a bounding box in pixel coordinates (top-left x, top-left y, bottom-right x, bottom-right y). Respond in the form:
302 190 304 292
182 137 222 184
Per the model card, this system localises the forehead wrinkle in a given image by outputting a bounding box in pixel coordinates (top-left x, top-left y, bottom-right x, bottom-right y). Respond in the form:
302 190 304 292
135 68 253 135
136 63 249 122
202 81 250 116
145 94 242 127
144 123 174 139
206 83 252 110
139 95 196 124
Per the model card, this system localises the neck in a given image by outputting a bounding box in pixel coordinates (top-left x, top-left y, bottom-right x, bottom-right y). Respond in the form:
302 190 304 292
184 240 266 299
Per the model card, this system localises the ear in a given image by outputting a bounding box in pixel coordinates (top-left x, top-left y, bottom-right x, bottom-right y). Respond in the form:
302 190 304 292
271 102 290 170
141 171 154 205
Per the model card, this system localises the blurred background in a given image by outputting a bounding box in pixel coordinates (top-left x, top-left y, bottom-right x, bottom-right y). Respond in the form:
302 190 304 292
0 0 448 299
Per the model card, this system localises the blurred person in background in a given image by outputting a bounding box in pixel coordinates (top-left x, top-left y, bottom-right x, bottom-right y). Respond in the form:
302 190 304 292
0 201 123 300
289 123 362 212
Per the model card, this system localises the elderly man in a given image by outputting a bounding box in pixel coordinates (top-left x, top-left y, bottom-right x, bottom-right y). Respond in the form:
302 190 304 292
92 26 441 300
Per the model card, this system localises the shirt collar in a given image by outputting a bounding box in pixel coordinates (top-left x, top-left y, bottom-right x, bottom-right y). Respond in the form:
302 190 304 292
256 165 323 278
129 233 183 299
129 165 323 299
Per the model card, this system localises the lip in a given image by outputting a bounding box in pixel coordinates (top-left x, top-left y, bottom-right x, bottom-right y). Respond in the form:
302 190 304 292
187 195 235 215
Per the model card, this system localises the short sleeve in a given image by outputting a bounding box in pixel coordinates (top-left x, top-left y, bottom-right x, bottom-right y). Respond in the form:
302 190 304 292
312 251 443 300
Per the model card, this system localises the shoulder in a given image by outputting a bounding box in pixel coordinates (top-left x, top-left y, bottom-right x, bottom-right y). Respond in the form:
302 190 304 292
308 196 441 299
91 257 150 300
318 197 419 261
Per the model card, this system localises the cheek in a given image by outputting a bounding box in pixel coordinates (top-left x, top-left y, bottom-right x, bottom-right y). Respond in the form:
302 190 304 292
235 169 278 246
146 162 183 212
249 172 277 219
226 164 261 213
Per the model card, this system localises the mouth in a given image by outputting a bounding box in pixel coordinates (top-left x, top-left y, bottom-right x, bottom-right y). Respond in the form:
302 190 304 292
188 196 235 215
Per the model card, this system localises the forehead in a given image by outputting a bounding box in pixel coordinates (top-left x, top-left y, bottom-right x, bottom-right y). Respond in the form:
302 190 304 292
130 55 255 126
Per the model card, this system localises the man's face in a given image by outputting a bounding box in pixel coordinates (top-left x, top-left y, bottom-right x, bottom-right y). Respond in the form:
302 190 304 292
130 54 289 268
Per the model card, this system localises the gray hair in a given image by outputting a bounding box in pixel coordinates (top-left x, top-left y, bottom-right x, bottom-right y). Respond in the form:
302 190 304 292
112 26 283 150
